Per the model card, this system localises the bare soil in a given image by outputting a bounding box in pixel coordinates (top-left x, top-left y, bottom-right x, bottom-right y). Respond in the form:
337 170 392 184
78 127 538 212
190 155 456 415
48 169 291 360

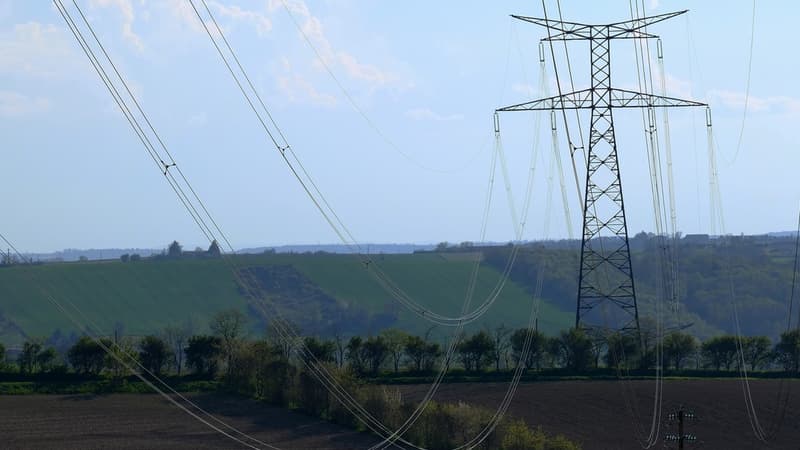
0 393 381 449
398 379 800 449
3 380 799 449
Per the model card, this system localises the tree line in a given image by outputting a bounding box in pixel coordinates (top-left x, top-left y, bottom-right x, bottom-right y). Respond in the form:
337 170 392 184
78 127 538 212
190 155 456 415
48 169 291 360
4 312 798 449
480 234 800 339
0 310 585 450
2 316 799 379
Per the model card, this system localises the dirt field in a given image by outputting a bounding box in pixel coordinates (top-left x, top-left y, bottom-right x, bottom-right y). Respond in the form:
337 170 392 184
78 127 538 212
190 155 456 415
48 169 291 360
399 379 800 449
0 393 383 450
2 381 799 449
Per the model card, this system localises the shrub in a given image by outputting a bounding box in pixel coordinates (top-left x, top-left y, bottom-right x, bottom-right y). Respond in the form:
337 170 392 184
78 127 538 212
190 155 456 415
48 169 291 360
501 421 546 450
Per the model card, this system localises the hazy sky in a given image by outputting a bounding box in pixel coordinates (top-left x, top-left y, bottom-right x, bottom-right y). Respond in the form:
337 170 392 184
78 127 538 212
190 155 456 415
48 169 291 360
0 1 796 252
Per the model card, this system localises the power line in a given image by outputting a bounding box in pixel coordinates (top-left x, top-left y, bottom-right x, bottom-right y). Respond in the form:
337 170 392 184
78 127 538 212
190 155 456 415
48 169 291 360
188 0 533 330
56 2 418 444
729 0 757 164
55 2 549 447
276 0 486 175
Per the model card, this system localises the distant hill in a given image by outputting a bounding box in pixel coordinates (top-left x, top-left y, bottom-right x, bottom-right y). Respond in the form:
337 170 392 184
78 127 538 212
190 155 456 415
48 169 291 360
0 252 571 349
239 243 437 254
19 243 439 262
3 233 797 349
478 233 800 340
22 248 161 262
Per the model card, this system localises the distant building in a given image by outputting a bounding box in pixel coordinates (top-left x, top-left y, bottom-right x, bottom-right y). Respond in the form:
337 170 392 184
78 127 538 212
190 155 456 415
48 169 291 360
682 234 710 245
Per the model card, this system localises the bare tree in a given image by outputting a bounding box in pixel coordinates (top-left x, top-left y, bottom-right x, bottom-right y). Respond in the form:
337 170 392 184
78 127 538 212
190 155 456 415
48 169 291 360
490 324 512 371
333 331 346 368
266 319 300 361
163 323 190 375
210 309 246 376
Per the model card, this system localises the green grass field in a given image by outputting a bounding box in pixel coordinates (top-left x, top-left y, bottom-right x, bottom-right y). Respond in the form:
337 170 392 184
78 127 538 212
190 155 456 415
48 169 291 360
0 252 572 347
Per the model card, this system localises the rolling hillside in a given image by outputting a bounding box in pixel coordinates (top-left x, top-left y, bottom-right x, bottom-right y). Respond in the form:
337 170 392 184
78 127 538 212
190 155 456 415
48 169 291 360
0 252 572 348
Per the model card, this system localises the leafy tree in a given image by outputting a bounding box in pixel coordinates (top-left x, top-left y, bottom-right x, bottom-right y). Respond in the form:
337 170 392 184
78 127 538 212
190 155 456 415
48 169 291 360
774 329 800 373
0 342 5 367
119 253 129 262
37 347 57 373
500 420 545 450
17 340 43 374
67 336 107 375
380 329 408 374
224 339 294 404
185 335 221 376
207 239 222 257
742 336 771 370
362 336 389 375
139 335 172 376
557 328 593 371
210 309 246 376
17 339 59 374
303 336 336 364
422 341 442 372
510 328 547 370
548 434 582 450
405 335 441 372
105 337 136 378
663 331 697 370
405 335 428 372
604 332 638 369
167 240 182 258
701 335 738 370
130 253 141 261
346 336 365 373
457 331 495 372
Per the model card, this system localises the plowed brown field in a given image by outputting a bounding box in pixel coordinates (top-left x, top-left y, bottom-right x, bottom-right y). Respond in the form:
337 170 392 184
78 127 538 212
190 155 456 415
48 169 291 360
399 379 800 449
3 381 799 449
0 393 382 449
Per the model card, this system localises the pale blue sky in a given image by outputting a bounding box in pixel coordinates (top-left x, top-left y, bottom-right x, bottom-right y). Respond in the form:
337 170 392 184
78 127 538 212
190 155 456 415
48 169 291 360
0 1 796 252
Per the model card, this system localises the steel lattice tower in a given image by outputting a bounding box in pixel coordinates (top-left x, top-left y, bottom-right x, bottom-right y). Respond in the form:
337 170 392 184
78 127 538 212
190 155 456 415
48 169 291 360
496 10 706 334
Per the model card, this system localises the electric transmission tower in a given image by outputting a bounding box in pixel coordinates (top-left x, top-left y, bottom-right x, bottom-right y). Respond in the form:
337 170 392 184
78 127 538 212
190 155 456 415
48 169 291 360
496 10 705 334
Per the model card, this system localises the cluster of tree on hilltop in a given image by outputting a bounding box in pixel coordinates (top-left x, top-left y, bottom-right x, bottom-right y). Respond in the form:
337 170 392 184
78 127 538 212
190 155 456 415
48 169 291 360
479 233 800 339
118 239 222 263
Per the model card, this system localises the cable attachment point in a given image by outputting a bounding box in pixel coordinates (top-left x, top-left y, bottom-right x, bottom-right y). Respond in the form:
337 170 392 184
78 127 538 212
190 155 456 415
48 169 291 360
538 41 546 63
647 106 657 131
279 145 289 153
550 110 557 131
657 38 663 60
161 160 177 176
705 106 713 127
493 112 501 134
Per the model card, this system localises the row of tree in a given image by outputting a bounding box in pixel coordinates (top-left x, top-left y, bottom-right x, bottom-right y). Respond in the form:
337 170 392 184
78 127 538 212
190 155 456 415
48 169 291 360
0 314 583 449
3 315 799 378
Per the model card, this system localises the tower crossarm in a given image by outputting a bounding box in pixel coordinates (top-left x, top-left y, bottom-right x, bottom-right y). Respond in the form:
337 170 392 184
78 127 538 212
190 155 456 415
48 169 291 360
511 10 687 41
496 88 706 112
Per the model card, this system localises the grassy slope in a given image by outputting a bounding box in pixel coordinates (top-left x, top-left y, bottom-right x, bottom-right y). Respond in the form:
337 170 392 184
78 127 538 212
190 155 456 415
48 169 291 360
260 252 571 336
0 253 571 347
0 259 245 346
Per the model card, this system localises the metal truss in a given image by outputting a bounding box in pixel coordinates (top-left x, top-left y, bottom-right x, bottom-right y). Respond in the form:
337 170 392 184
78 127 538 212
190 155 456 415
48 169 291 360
497 10 706 335
496 88 706 112
511 10 687 41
